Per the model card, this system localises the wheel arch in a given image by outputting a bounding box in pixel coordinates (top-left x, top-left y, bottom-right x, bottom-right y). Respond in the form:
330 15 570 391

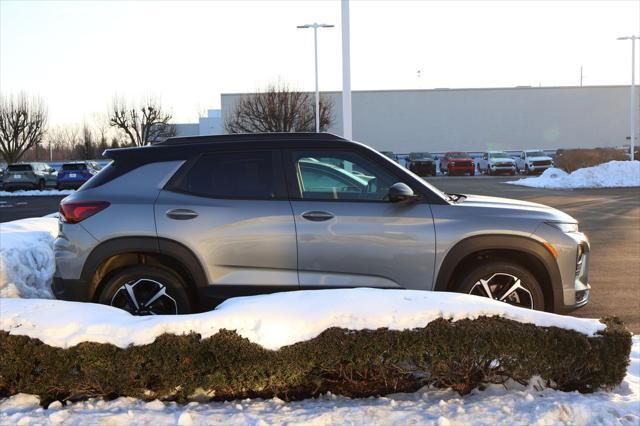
434 234 562 312
80 237 209 310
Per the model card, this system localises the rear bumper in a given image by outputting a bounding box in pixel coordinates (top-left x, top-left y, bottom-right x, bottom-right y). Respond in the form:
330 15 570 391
2 182 37 190
57 181 84 189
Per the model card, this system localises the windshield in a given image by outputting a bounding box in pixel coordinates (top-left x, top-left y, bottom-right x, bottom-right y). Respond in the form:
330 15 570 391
527 151 546 157
489 152 510 158
447 152 468 158
8 164 32 172
410 152 432 160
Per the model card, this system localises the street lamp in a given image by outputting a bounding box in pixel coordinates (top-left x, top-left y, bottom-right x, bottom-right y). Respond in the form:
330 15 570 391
297 22 334 133
617 35 639 160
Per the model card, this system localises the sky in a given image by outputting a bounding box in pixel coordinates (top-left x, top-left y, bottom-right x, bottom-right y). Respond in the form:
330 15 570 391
1 0 639 127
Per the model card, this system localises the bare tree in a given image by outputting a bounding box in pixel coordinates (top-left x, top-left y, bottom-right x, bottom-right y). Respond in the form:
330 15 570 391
108 97 175 146
0 93 47 163
225 82 333 134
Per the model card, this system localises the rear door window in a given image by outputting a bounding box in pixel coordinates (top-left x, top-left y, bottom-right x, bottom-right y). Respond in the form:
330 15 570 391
169 151 281 200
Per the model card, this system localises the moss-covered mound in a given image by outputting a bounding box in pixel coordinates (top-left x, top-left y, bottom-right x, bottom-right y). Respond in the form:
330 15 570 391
0 316 631 406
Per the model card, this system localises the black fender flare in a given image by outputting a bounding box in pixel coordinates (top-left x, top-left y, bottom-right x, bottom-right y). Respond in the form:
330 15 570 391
434 234 562 311
80 237 208 300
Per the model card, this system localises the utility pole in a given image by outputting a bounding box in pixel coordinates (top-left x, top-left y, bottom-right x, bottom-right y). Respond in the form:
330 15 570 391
617 35 639 160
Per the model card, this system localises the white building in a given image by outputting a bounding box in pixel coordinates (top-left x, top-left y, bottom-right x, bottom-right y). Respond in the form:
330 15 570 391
221 85 638 153
174 109 224 137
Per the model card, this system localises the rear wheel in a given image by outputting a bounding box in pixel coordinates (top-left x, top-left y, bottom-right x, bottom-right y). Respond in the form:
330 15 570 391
98 266 192 315
452 260 545 310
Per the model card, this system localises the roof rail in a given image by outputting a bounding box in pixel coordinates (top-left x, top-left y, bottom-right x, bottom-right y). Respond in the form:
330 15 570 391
156 132 348 146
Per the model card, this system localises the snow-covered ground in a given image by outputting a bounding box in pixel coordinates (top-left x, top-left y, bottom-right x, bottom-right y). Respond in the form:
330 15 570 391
0 217 58 298
0 189 74 197
0 335 638 425
507 160 640 189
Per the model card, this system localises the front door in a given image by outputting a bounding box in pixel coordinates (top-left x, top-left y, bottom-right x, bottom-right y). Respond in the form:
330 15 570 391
286 149 436 290
154 150 298 294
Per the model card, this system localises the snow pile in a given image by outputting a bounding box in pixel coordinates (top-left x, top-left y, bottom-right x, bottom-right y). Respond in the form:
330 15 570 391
0 217 58 298
0 189 73 197
0 289 605 350
1 336 637 425
507 160 640 189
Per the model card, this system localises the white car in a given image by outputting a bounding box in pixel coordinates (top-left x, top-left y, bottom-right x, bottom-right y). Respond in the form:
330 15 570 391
478 151 517 175
516 150 554 175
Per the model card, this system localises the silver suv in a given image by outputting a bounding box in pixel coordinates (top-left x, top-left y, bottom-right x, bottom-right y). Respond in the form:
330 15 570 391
53 133 590 315
3 162 58 191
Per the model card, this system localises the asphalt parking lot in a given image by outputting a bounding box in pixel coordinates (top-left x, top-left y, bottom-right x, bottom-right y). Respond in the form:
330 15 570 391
1 177 639 332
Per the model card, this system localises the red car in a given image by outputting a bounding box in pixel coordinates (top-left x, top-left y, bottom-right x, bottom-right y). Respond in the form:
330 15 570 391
440 152 475 176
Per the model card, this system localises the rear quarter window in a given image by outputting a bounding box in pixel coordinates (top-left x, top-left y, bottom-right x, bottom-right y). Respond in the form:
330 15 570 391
169 151 279 200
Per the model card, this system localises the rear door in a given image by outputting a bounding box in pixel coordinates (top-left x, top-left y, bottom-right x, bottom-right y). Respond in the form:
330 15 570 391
285 149 436 290
154 150 298 295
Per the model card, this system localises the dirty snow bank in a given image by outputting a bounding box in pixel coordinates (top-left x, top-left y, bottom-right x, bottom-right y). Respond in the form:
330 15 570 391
507 160 640 189
1 289 605 350
1 335 638 425
0 217 58 298
0 189 74 197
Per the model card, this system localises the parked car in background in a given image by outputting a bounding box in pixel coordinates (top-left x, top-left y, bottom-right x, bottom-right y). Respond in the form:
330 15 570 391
440 152 475 176
407 152 437 176
54 133 590 316
478 151 517 175
2 162 57 191
516 150 554 175
57 161 101 189
379 151 397 162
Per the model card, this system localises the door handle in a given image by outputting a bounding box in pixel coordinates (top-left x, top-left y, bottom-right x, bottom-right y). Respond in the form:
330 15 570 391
301 211 334 222
166 209 199 220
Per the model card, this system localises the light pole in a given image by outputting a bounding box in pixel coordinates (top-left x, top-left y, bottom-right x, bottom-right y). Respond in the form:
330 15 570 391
617 35 639 160
297 22 334 133
341 0 353 140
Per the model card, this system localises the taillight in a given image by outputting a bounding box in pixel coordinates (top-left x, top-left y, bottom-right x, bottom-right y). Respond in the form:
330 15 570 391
59 201 110 224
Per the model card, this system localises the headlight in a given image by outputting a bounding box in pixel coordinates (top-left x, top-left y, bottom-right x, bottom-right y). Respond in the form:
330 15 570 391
547 222 579 233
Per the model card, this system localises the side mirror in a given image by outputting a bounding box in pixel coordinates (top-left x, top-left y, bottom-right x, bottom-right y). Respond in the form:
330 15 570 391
388 182 417 203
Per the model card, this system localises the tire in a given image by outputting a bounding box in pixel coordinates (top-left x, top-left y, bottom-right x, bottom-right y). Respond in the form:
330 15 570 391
98 265 193 315
452 260 545 311
37 179 45 191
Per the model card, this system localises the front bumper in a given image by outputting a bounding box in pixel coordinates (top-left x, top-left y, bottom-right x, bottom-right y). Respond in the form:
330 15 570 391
448 165 475 173
527 164 553 173
490 164 517 173
534 223 591 312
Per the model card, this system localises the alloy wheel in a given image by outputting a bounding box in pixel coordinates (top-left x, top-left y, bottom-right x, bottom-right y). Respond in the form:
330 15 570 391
110 278 178 315
468 272 534 309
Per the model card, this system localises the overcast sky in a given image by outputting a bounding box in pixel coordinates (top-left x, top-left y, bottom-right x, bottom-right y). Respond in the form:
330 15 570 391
1 0 639 126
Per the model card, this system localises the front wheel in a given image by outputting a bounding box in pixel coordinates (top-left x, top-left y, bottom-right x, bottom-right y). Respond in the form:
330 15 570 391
98 266 193 315
38 179 45 191
453 260 545 310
